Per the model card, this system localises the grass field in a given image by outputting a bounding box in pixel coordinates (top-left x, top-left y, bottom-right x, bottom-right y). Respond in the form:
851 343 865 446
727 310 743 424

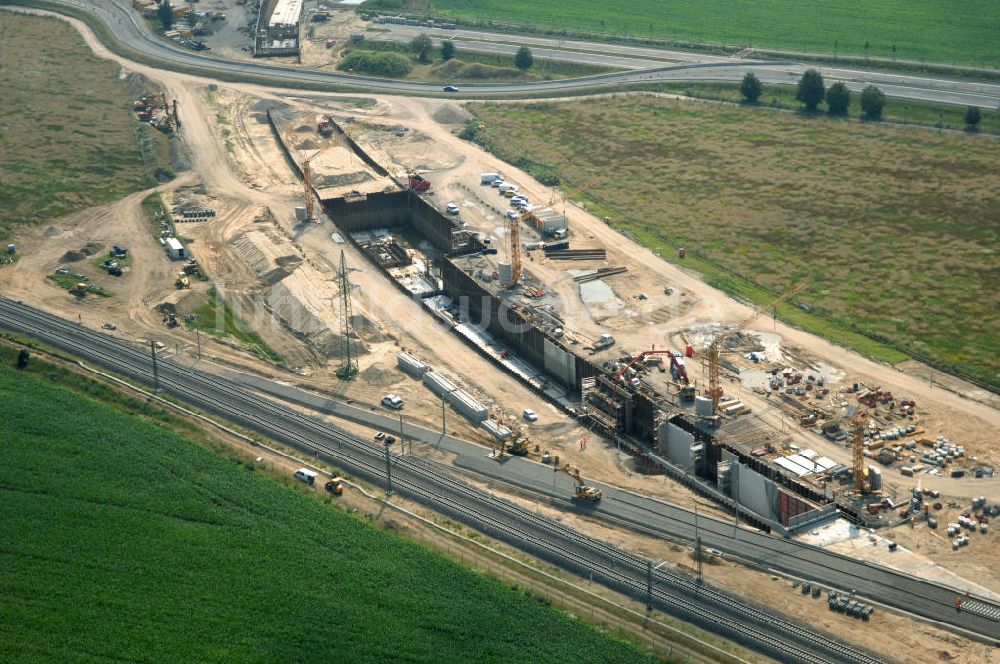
0 361 652 663
0 14 172 247
187 288 283 363
349 39 614 81
467 98 1000 390
362 0 1000 67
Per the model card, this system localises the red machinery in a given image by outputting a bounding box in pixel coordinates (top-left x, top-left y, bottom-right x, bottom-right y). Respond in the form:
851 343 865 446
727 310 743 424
408 174 431 192
615 349 689 384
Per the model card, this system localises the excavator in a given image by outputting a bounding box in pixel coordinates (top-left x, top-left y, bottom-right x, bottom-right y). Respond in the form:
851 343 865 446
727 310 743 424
558 464 602 502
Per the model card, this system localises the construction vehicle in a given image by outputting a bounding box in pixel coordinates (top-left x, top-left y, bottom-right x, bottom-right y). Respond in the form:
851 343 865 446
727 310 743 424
163 311 179 328
317 117 334 136
706 282 807 415
324 476 345 495
592 334 615 351
558 464 602 502
507 433 531 456
70 282 88 297
408 173 431 192
175 272 190 289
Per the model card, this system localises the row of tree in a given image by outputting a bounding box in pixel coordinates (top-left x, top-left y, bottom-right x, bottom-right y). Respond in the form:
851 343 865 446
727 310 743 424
412 33 535 70
740 70 982 126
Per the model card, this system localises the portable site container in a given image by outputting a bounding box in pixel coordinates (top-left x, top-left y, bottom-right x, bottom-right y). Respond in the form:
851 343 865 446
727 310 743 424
447 389 488 423
423 371 458 397
396 351 428 378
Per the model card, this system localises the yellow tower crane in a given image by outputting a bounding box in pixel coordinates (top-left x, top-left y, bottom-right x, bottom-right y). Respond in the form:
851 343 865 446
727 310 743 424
548 175 607 212
707 282 807 415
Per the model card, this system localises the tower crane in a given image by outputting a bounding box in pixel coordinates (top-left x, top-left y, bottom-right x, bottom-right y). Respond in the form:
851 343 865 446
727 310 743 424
707 282 807 415
548 175 607 212
849 411 870 494
506 207 523 286
557 464 602 501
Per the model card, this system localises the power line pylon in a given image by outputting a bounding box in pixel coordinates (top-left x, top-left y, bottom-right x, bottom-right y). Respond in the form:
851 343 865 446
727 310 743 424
335 250 358 379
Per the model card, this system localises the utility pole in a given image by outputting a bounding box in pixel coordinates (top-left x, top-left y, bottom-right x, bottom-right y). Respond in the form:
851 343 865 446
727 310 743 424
384 439 393 496
647 559 666 610
399 413 408 454
196 328 202 360
695 503 703 584
150 340 160 393
335 250 358 379
441 397 446 435
646 560 653 610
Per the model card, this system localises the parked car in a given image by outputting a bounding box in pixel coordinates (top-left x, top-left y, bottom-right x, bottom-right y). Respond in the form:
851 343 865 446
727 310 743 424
523 408 538 422
506 209 518 220
374 431 386 441
446 203 460 215
381 394 404 410
101 323 117 330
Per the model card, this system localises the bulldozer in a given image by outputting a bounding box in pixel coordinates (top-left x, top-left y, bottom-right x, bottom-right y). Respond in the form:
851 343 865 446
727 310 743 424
70 282 88 297
558 464 602 502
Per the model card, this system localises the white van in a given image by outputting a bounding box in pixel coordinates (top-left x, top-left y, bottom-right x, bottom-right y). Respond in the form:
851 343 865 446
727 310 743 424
294 468 318 485
497 183 516 194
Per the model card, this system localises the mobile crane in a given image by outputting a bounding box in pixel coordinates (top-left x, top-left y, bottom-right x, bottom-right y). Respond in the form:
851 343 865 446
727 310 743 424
615 347 695 400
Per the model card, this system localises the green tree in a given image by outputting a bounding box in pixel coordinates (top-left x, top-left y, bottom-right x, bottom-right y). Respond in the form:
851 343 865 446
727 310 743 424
16 349 29 370
860 85 886 120
739 72 762 104
964 106 982 128
158 0 173 32
410 33 433 62
795 69 825 112
441 39 455 61
826 82 851 116
514 46 534 71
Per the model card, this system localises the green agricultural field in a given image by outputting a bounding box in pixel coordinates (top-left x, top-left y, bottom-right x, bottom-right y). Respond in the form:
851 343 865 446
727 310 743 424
466 98 1000 390
362 0 1000 67
0 364 652 663
0 13 172 246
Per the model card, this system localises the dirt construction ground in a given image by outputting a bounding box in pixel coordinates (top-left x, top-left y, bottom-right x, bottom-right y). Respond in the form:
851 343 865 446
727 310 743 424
2 7 999 663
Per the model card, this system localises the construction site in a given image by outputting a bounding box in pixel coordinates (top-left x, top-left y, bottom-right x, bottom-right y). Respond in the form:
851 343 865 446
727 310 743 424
2 7 999 660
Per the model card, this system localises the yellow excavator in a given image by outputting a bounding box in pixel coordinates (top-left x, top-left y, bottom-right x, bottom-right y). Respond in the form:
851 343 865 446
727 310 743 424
558 464 602 502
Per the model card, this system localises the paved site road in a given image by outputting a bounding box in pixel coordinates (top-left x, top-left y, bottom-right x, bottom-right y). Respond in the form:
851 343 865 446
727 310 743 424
14 0 1000 108
202 364 1000 644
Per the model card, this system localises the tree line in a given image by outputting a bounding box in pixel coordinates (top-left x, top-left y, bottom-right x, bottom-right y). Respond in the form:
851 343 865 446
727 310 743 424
740 70 982 127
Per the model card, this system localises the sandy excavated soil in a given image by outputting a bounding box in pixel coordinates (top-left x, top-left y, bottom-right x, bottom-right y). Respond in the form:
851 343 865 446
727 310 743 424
2 9 998 661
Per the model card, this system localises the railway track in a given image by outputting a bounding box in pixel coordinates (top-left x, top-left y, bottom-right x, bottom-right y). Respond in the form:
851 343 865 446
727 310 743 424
0 296 888 663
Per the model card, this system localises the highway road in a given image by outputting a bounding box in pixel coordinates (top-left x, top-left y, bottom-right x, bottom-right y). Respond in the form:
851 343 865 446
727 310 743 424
372 25 1000 109
2 296 996 649
13 0 1000 108
0 295 891 664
